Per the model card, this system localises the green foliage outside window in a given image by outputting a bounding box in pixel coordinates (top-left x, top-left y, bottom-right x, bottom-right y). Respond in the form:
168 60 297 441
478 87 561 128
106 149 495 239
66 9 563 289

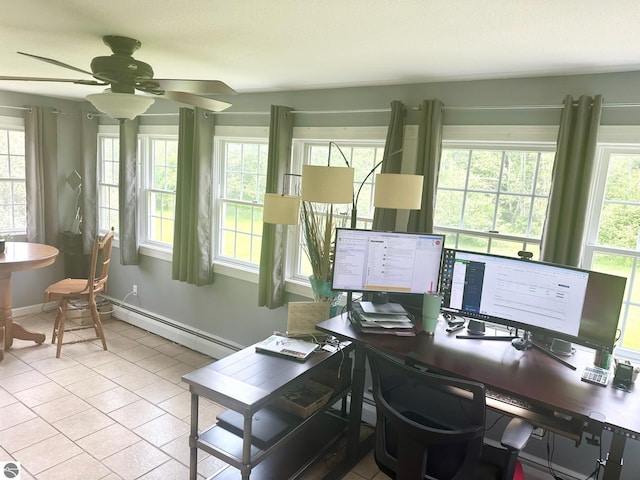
436 148 554 250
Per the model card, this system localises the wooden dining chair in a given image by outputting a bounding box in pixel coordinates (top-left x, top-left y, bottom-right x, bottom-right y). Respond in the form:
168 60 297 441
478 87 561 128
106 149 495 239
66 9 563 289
44 228 114 358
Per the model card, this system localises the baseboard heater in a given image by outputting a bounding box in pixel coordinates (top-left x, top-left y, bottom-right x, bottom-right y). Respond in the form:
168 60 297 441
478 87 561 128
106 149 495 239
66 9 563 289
101 295 243 360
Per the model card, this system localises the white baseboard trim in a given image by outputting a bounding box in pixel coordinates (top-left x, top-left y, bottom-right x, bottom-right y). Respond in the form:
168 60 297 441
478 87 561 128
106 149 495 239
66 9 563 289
15 299 242 361
14 303 55 317
103 298 243 360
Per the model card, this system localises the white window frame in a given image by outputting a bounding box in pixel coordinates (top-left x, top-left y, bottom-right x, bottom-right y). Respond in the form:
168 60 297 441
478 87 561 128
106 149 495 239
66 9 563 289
213 127 270 274
138 127 179 253
583 126 640 360
0 115 26 237
97 125 180 260
97 126 120 240
437 125 558 257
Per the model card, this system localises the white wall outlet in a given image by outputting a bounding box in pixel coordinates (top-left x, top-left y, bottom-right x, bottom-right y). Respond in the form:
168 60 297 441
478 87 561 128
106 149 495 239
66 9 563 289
132 284 138 296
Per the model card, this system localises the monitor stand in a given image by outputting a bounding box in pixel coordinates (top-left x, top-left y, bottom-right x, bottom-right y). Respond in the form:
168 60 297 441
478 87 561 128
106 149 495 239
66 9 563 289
514 332 578 370
549 338 574 356
530 337 577 370
370 292 389 305
458 319 519 340
457 328 578 371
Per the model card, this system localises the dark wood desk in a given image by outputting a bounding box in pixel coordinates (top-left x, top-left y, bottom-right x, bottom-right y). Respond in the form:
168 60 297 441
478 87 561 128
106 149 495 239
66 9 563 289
0 242 59 361
317 313 640 480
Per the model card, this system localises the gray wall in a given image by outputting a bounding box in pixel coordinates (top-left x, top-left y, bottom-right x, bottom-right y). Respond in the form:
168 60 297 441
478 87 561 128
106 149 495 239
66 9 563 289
4 70 640 478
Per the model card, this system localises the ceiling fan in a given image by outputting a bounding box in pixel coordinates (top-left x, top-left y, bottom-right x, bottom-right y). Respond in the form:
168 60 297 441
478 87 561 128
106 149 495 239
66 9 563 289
0 35 236 119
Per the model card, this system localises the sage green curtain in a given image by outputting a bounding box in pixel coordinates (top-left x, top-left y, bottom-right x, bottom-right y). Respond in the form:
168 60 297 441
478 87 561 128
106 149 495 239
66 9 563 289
372 100 406 231
172 107 215 286
119 118 140 265
24 106 59 246
407 99 444 233
258 105 294 309
540 95 603 266
81 112 99 254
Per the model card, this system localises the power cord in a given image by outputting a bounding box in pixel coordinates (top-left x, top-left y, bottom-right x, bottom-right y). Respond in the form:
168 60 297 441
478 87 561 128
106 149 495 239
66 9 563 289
101 290 136 317
546 433 565 480
546 432 603 480
39 288 136 319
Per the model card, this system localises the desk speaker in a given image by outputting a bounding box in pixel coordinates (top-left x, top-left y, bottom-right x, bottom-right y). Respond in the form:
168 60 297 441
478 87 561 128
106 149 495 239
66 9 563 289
613 363 634 391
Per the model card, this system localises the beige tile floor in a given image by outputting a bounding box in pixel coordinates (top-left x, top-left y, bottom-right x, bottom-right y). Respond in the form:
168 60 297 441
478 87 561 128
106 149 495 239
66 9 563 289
0 310 385 480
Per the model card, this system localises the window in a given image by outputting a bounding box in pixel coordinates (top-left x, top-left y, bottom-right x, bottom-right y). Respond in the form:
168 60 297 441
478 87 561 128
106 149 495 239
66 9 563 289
435 134 555 258
98 128 179 251
0 119 25 235
584 145 640 354
217 139 269 266
97 134 120 234
291 140 385 280
140 136 178 247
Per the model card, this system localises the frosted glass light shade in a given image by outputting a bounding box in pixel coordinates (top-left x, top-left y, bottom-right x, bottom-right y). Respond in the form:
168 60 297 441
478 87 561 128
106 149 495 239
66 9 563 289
374 173 424 209
263 194 300 225
87 90 155 120
301 165 354 204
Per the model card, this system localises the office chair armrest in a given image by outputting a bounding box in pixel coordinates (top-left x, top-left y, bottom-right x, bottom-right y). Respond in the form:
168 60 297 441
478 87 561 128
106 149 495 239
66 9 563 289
500 418 534 451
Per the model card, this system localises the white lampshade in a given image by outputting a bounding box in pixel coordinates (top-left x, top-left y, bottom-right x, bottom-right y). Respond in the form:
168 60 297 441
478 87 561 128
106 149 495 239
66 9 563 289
301 165 354 204
87 90 155 120
263 194 300 225
374 173 424 210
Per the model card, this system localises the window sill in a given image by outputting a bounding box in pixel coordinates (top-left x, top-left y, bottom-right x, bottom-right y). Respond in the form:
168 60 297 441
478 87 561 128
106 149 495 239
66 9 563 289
138 245 315 298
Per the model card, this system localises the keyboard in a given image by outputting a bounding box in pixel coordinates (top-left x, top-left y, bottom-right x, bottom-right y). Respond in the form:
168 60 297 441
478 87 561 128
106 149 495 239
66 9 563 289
581 366 610 386
486 388 535 411
486 388 583 443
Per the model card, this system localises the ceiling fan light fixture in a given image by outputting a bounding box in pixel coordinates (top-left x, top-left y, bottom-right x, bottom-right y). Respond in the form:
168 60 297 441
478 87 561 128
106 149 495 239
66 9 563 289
86 89 154 120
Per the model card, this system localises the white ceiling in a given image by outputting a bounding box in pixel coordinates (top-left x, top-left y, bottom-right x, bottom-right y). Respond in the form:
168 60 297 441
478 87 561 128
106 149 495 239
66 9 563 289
2 0 640 103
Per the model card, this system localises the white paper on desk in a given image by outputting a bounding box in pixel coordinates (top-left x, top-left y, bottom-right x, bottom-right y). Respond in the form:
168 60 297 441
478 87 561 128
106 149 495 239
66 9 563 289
358 312 411 323
360 320 413 329
286 301 330 336
359 301 407 315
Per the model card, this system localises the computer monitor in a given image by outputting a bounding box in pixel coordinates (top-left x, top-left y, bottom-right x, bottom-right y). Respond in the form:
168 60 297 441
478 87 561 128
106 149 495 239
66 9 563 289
331 228 445 303
439 248 626 353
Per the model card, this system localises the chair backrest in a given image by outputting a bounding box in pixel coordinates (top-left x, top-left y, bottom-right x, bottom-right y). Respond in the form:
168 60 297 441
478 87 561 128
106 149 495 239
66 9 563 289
87 228 115 296
365 345 487 480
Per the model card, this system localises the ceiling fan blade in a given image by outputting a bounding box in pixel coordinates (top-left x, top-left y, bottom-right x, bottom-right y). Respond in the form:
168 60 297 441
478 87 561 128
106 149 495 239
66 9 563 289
152 79 236 95
18 51 94 77
0 75 107 86
160 91 232 112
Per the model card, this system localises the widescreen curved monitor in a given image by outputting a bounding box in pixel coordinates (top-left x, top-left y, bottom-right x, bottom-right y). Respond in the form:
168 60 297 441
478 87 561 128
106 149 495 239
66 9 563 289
439 249 626 352
331 228 445 296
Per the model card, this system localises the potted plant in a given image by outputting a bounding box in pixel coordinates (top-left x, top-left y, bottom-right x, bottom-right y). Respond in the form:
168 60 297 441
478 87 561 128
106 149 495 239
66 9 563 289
300 201 344 308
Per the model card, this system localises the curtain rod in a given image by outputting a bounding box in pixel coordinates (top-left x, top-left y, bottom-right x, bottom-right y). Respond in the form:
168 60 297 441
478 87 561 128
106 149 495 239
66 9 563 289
7 100 639 118
212 108 392 115
0 105 30 111
0 105 66 114
213 101 640 115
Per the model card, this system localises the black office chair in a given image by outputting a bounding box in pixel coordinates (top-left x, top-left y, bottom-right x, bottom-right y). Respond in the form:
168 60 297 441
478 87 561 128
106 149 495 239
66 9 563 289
365 345 533 480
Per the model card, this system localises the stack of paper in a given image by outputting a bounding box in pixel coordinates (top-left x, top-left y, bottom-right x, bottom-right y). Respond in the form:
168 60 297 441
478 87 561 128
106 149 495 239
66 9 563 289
350 302 416 336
